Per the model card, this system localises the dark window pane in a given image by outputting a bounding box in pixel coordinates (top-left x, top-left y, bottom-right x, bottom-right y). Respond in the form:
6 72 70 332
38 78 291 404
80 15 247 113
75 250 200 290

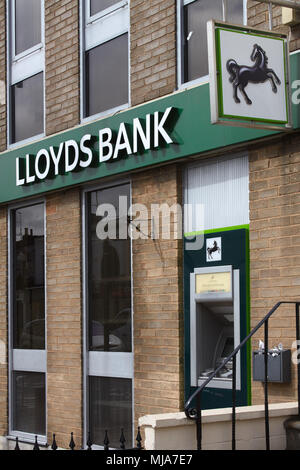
227 0 244 24
13 203 45 349
15 0 41 56
184 0 222 82
183 0 243 83
89 376 132 448
90 0 120 16
13 371 46 435
87 184 131 352
11 73 44 143
85 34 128 117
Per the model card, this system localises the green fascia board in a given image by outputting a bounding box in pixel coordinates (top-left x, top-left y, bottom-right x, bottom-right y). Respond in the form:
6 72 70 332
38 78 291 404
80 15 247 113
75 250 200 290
0 51 299 204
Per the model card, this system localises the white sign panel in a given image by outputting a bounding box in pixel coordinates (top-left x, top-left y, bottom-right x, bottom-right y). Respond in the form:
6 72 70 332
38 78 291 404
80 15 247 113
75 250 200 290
206 237 222 262
208 21 292 130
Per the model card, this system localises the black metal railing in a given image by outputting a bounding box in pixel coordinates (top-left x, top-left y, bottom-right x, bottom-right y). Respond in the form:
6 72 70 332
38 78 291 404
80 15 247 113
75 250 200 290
14 427 143 451
184 301 300 451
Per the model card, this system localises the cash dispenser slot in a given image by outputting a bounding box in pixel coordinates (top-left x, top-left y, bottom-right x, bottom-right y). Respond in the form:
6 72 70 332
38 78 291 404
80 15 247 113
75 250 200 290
190 265 241 390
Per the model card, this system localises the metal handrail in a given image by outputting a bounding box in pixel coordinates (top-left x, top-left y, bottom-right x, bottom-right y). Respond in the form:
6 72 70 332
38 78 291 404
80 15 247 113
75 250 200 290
184 301 300 450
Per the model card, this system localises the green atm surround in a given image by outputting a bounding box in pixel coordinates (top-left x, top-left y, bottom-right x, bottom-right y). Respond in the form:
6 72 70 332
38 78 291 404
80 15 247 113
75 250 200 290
184 227 251 410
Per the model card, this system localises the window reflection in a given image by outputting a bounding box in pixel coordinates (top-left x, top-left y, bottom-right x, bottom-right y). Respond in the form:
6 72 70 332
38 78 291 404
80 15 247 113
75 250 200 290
11 73 44 143
87 185 131 352
183 0 243 82
13 203 45 349
85 34 128 117
15 0 41 56
90 0 120 16
13 371 46 435
89 376 132 448
227 0 245 24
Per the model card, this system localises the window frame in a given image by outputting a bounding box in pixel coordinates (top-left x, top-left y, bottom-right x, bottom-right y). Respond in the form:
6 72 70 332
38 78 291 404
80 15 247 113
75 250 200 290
7 0 45 149
81 179 134 450
177 0 248 89
86 0 128 25
8 199 47 444
80 0 130 123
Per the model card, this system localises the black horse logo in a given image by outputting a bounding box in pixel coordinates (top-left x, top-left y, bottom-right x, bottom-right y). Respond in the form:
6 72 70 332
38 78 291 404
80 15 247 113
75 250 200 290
226 44 281 105
207 240 220 260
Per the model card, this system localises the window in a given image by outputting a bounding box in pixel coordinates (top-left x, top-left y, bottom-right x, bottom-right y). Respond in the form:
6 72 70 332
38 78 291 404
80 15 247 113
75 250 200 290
82 0 129 120
87 185 131 354
12 204 45 350
9 202 46 440
90 0 120 16
8 0 44 145
13 372 46 436
89 377 132 448
14 0 42 56
84 183 133 449
184 154 249 233
179 0 246 85
85 35 128 117
11 73 44 144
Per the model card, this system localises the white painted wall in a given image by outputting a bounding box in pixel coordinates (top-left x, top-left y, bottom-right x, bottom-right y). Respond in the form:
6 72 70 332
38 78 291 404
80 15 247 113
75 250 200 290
139 402 298 450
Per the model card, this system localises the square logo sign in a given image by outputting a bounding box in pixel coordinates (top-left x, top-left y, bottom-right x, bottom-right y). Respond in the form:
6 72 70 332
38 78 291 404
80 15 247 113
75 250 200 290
206 237 222 262
208 21 291 130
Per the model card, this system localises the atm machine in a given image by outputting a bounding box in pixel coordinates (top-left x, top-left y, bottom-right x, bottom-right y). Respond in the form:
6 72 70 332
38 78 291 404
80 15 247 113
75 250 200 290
184 229 249 409
190 265 240 390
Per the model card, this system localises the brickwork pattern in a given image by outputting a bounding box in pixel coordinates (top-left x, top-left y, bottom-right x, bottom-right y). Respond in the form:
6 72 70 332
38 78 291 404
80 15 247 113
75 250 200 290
132 165 184 423
0 2 6 152
46 189 82 448
249 136 300 404
45 0 80 136
130 0 177 107
248 0 300 52
0 208 7 436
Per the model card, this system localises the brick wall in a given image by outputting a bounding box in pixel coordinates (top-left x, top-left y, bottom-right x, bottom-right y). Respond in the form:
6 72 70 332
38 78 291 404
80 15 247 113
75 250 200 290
249 135 300 404
46 189 82 448
0 208 7 436
248 0 300 52
0 1 6 152
45 0 80 136
130 0 177 107
246 2 300 403
132 164 184 423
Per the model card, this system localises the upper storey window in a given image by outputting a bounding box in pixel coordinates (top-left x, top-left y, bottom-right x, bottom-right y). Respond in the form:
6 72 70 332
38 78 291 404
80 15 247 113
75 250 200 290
14 0 42 57
82 0 129 120
89 0 121 17
8 0 44 146
179 0 246 86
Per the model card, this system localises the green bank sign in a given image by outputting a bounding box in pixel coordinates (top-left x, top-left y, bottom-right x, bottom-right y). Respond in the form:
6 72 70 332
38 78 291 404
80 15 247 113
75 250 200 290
0 50 299 203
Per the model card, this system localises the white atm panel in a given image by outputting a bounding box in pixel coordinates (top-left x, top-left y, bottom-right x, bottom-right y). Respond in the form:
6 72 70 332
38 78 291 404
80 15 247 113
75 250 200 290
190 266 241 390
